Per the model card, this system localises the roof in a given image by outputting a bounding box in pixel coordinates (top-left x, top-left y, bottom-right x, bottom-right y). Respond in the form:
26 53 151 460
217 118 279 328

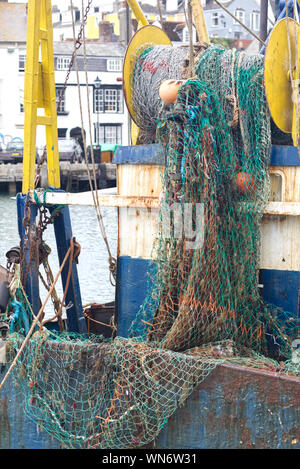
163 21 184 42
53 41 125 57
131 18 184 42
0 3 27 43
203 1 233 11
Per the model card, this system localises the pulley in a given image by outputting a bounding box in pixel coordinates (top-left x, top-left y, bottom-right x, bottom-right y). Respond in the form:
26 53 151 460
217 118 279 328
264 17 300 146
6 246 20 265
123 25 172 144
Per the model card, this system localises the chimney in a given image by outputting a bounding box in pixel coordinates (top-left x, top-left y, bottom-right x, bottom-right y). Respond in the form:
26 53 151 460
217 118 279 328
99 21 113 42
119 3 132 44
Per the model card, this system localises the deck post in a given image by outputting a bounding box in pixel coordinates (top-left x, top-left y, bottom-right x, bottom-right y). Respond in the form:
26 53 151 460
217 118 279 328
50 189 87 334
16 193 40 318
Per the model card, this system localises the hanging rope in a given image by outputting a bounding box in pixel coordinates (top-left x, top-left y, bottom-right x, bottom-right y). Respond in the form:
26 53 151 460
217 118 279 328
187 0 195 78
70 0 117 286
0 243 73 392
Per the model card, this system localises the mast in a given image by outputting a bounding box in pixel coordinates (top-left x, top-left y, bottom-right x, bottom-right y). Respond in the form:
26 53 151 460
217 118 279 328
260 0 269 42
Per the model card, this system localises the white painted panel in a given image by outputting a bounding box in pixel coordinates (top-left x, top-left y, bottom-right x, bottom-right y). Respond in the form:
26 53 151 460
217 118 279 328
118 207 159 259
260 215 300 271
118 164 163 259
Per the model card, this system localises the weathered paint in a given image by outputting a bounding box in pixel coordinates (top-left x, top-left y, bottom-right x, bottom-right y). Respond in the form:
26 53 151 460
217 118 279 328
260 147 300 319
264 201 300 215
117 164 163 259
271 144 300 167
115 147 163 336
260 215 300 271
17 190 87 333
116 256 155 337
269 166 300 202
114 144 165 166
117 164 163 197
155 363 300 449
50 195 87 333
118 207 160 259
115 145 300 328
30 190 160 209
1 361 299 449
260 269 300 316
0 373 60 449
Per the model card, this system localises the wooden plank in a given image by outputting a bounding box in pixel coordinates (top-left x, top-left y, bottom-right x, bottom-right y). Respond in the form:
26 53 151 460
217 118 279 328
29 190 300 214
29 189 160 208
264 201 300 216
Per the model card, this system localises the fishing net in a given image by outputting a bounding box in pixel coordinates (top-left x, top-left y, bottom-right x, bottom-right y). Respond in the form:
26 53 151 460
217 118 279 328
3 44 300 449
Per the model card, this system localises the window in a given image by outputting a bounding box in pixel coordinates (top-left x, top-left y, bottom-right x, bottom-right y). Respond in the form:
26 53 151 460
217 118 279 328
234 9 245 24
95 124 122 144
94 86 123 113
212 12 219 27
183 26 197 43
58 128 67 138
19 54 26 71
107 59 122 72
251 11 260 31
57 56 71 70
183 28 189 43
19 88 24 112
56 86 66 114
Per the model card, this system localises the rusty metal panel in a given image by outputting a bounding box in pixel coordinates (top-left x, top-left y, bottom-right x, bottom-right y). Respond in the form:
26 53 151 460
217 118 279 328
156 364 300 449
117 164 163 198
0 374 60 449
118 207 159 259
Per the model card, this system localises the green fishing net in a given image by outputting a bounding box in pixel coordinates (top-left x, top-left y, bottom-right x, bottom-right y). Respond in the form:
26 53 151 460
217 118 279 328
4 45 300 449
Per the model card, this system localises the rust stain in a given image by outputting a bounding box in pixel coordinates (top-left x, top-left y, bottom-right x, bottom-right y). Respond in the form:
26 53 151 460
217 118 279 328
0 396 11 448
194 364 300 407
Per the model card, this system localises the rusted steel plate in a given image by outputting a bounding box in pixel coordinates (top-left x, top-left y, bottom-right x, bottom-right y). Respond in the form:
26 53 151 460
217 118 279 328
155 363 300 449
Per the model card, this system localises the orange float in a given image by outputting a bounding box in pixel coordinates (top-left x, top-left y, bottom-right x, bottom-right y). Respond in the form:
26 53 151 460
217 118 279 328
235 171 254 192
159 80 183 104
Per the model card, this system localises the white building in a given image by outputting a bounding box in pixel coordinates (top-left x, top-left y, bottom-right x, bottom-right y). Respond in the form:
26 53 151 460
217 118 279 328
51 41 128 147
0 2 129 150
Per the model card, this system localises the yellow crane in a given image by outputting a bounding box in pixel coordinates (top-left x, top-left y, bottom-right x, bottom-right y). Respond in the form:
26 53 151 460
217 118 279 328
22 0 59 194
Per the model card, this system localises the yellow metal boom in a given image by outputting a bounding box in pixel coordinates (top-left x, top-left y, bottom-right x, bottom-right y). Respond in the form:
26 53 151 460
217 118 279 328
23 0 60 194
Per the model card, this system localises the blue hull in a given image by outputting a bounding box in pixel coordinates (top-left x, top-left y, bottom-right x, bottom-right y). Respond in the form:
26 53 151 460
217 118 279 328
1 362 299 449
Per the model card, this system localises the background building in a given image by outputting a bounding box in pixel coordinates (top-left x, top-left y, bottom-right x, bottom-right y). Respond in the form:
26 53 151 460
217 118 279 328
0 1 129 149
0 0 276 149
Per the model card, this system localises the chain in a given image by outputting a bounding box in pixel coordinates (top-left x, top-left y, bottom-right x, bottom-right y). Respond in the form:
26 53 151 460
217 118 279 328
57 0 93 112
35 0 93 188
37 206 53 235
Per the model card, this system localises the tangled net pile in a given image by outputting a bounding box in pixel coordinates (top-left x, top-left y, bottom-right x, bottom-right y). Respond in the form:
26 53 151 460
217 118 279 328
4 45 300 449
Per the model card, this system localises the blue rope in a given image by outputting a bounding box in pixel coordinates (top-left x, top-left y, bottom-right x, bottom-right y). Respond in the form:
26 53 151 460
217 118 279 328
9 300 31 336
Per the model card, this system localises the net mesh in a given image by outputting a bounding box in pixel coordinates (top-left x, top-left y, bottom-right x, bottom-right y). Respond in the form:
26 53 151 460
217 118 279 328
3 44 300 449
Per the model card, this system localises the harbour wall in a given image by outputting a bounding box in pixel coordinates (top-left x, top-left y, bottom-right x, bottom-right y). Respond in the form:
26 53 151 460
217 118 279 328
0 161 116 194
